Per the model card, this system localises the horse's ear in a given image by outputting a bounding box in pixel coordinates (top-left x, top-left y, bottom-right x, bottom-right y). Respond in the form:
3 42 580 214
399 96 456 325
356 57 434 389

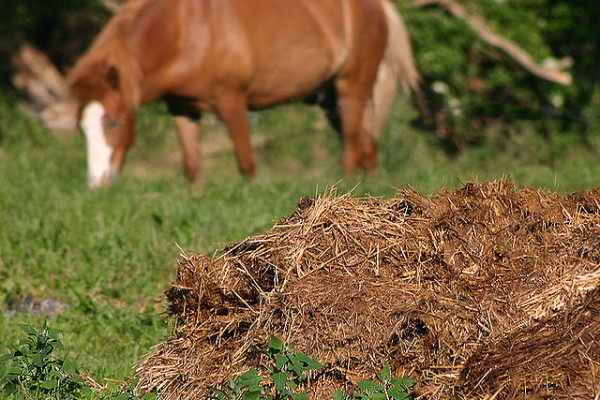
106 65 120 90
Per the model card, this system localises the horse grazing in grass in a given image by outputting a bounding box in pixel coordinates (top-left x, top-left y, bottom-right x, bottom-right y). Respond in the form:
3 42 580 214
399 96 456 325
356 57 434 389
69 0 419 188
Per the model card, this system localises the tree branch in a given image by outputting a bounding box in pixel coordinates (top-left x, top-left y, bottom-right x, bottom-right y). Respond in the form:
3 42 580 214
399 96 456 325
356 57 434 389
413 0 573 85
102 0 122 13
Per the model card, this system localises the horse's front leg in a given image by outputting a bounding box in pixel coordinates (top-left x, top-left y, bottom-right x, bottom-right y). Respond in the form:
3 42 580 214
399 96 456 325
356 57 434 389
173 116 201 182
215 94 256 178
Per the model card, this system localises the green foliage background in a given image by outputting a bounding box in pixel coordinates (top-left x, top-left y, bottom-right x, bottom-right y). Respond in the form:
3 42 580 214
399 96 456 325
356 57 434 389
399 0 600 148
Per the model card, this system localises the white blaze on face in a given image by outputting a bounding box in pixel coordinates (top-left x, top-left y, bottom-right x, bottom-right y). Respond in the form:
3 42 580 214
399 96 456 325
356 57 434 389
80 101 112 188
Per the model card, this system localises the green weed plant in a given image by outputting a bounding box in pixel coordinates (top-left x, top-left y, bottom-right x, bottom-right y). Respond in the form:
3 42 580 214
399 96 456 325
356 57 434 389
211 335 414 400
0 322 155 400
0 322 91 398
211 335 323 400
337 363 414 400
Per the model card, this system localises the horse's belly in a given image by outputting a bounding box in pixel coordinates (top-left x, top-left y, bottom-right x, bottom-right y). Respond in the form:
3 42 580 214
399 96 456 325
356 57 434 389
246 54 338 109
247 91 310 110
247 81 330 110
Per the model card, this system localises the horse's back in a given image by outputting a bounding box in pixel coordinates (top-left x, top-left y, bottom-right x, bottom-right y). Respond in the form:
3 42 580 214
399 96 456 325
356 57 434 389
135 0 389 108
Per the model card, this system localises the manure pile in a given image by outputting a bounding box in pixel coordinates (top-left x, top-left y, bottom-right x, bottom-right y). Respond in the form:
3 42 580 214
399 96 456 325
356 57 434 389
136 181 600 399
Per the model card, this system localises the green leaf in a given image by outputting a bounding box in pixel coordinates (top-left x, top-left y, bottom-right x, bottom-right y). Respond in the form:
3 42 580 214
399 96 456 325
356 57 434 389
293 353 323 370
19 324 37 336
70 375 87 386
32 353 44 368
357 380 380 394
333 388 347 400
18 338 33 348
271 371 292 392
287 355 306 379
268 335 283 353
0 353 14 363
379 363 391 383
243 390 262 400
389 377 414 399
47 328 63 341
288 379 298 390
388 386 410 400
51 340 65 351
62 358 77 375
391 377 415 390
11 349 24 358
240 369 260 382
211 388 228 399
3 383 18 395
226 379 237 391
275 353 288 371
39 334 49 346
40 379 58 389
293 392 310 400
239 369 262 392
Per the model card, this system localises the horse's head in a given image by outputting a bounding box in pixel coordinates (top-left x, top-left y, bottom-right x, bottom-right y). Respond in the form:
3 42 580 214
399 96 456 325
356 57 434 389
70 63 135 188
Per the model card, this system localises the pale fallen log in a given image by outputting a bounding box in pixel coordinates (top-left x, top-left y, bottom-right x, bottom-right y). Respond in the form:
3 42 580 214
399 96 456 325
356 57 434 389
11 43 78 132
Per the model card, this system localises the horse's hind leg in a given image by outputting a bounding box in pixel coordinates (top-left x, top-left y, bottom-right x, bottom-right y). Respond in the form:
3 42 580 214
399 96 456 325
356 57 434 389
335 79 379 174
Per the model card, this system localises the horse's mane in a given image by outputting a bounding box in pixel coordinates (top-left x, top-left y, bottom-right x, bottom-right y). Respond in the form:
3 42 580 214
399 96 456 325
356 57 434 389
68 0 153 109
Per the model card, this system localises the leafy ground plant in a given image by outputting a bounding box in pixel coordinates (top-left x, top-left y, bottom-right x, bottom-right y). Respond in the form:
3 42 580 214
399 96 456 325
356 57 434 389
211 335 324 400
334 363 414 400
211 336 414 400
0 322 91 398
0 322 156 400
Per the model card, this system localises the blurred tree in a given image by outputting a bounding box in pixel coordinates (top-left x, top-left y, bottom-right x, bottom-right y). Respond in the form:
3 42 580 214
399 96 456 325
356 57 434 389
400 0 600 149
544 1 600 136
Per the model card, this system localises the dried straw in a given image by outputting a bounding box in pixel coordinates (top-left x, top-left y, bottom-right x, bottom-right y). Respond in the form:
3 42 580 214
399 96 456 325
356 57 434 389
135 181 600 399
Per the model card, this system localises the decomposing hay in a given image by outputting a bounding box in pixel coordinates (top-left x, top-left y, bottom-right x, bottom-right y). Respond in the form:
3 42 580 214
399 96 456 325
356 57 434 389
135 181 600 399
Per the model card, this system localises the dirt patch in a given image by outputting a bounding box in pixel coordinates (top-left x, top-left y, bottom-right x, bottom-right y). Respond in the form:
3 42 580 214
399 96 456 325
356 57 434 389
135 181 600 399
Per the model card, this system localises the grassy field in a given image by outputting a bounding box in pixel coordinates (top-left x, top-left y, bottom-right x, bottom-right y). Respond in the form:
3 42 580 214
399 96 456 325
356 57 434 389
0 93 599 397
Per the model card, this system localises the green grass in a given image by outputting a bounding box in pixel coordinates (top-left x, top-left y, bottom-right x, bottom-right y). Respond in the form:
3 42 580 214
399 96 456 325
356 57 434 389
0 93 599 396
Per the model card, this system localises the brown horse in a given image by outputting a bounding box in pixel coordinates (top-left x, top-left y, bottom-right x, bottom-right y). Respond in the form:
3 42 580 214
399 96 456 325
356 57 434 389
68 0 419 188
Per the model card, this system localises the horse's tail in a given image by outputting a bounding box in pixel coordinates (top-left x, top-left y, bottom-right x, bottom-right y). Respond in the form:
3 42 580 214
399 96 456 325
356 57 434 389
365 0 420 138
